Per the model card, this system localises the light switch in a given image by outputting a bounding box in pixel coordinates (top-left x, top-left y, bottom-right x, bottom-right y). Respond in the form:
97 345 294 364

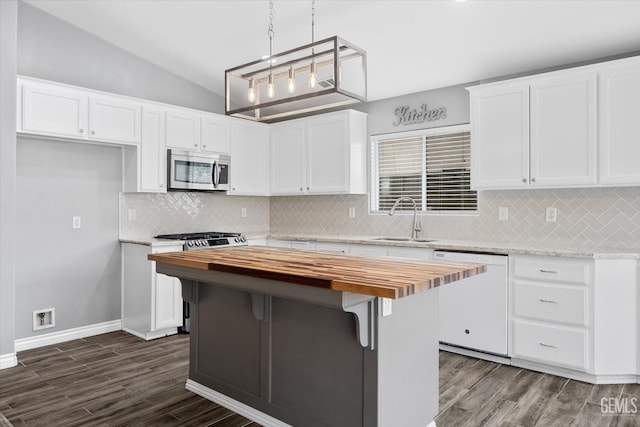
545 207 557 223
72 216 81 229
498 206 508 221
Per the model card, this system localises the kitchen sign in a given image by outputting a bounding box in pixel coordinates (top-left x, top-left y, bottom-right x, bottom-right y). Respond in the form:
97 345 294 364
393 103 447 126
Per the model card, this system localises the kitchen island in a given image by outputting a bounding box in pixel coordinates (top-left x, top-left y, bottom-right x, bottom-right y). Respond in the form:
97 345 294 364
148 246 485 427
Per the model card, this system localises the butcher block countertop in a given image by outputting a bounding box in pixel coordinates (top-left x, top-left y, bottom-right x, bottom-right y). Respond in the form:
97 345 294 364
148 246 485 299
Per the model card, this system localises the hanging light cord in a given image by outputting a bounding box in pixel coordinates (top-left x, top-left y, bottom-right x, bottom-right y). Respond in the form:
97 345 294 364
311 0 315 45
268 1 274 62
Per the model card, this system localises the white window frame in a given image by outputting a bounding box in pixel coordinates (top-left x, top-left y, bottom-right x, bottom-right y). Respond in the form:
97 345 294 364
369 124 477 216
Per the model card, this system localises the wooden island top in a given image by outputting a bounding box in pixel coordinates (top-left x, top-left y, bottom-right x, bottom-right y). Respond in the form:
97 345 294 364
148 246 485 299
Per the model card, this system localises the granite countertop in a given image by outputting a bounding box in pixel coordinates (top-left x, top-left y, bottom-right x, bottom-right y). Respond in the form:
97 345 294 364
267 233 640 259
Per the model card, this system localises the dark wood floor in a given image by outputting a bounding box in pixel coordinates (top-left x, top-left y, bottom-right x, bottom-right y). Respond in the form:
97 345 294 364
1 331 638 426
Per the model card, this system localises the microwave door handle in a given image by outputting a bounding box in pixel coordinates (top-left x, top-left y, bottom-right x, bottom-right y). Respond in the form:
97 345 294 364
212 161 220 188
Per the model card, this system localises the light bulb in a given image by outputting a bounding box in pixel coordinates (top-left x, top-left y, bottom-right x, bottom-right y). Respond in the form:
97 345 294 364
247 79 256 103
267 73 275 98
287 67 296 93
309 62 317 88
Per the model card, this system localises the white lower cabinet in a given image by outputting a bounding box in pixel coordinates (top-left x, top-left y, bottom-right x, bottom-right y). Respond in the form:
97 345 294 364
510 255 638 382
122 243 183 340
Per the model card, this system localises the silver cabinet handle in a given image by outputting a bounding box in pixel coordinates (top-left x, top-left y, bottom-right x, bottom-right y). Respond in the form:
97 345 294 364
540 269 557 274
522 178 527 183
539 342 558 349
539 299 557 304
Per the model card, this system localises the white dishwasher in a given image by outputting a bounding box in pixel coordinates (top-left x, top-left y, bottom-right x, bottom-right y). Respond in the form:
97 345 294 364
434 251 508 356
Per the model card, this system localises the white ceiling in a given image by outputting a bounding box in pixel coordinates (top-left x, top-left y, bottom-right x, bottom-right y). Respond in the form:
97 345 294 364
24 0 640 102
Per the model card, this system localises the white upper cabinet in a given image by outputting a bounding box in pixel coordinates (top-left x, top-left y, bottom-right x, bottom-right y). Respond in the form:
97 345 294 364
139 106 167 193
270 110 367 195
165 108 201 151
470 82 530 189
229 120 270 195
599 57 640 185
88 95 141 144
20 80 88 139
469 68 598 190
201 114 231 154
19 79 141 145
271 121 307 194
530 72 597 187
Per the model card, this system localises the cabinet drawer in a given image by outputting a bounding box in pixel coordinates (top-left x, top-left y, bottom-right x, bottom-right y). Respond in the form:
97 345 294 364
514 282 588 326
513 256 590 284
512 320 587 370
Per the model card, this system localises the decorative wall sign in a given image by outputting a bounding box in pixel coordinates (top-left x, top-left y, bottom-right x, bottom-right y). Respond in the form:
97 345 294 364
393 103 447 126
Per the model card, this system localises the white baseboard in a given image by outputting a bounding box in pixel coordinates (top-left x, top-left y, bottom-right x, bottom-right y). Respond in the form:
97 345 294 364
0 352 18 370
122 327 178 341
186 379 291 427
439 343 511 365
511 358 638 385
14 319 122 352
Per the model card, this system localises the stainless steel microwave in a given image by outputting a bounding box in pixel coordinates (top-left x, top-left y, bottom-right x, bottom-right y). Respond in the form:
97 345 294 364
167 149 230 192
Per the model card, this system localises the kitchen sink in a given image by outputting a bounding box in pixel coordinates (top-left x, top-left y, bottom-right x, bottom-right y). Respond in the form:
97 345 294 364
372 237 436 243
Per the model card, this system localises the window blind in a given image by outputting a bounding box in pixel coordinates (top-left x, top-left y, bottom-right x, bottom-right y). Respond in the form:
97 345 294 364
370 126 477 213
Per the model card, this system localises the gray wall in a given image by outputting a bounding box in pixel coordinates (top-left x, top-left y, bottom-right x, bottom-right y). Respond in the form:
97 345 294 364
17 1 224 113
366 83 471 136
15 138 123 339
0 0 17 360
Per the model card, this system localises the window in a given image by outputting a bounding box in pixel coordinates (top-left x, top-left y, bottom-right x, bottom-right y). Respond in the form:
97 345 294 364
370 124 477 213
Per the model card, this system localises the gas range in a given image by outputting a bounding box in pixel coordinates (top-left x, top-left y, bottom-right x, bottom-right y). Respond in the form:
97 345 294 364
155 231 248 251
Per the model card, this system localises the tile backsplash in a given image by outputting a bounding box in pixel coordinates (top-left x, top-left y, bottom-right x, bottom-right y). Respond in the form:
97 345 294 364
270 187 640 250
119 192 270 239
121 187 640 250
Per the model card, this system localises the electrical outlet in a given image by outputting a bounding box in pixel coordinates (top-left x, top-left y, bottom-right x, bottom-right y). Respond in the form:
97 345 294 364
545 207 557 223
381 298 392 317
72 216 81 229
348 207 356 218
498 206 509 221
33 308 55 331
128 209 137 221
241 207 247 218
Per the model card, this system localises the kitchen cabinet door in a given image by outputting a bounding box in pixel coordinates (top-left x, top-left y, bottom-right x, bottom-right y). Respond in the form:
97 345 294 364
153 271 182 331
599 58 640 185
306 113 350 193
166 109 201 151
20 80 88 139
305 111 367 194
139 106 167 192
201 114 231 154
88 95 141 144
229 121 269 195
469 82 530 189
530 72 597 187
270 121 306 194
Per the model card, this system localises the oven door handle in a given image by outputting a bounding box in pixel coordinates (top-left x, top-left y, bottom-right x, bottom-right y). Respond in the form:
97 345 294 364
212 161 220 188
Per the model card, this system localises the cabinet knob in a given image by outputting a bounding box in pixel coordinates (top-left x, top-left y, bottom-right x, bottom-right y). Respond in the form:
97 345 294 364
300 187 303 191
232 187 236 191
522 178 527 183
531 178 536 183
194 144 198 147
203 145 207 148
91 130 96 135
159 183 164 188
79 129 84 134
306 187 310 190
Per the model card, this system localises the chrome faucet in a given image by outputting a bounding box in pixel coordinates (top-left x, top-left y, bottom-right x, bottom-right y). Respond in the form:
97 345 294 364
388 196 422 240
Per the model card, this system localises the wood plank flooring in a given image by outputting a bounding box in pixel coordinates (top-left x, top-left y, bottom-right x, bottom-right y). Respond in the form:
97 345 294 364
1 331 638 426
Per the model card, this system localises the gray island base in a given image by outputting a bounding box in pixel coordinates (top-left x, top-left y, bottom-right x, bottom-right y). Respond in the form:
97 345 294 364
157 264 439 427
149 247 485 427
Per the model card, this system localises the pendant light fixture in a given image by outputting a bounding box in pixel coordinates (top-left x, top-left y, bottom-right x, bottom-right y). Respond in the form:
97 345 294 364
225 0 367 123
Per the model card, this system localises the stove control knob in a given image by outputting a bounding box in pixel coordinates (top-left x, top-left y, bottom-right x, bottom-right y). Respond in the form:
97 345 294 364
201 240 208 246
240 236 246 242
234 237 239 242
